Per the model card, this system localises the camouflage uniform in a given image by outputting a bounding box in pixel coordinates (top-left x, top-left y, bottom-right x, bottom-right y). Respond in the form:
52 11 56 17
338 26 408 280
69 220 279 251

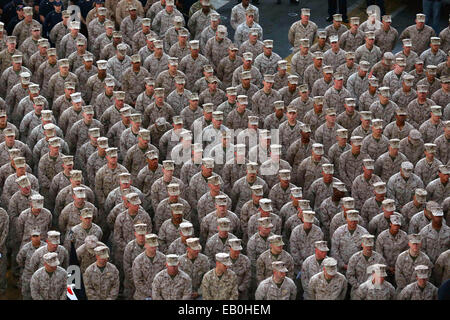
94 163 129 207
419 224 450 263
158 218 190 253
76 241 107 275
396 50 419 73
217 56 243 88
65 223 103 251
122 239 145 299
16 240 45 299
399 136 425 166
152 10 183 38
142 102 174 128
361 134 389 161
204 232 237 262
29 245 69 274
297 156 330 191
331 224 369 271
154 198 191 233
308 270 347 300
0 48 22 75
30 266 67 300
47 72 79 103
375 229 410 268
318 197 341 239
386 172 424 209
238 40 263 60
414 158 443 186
248 213 282 239
355 44 382 68
178 54 209 90
351 174 382 210
434 249 450 286
398 281 438 300
419 119 445 144
323 49 346 72
290 51 313 82
288 20 318 49
16 206 52 246
256 249 295 285
347 250 386 297
114 209 152 267
395 250 433 292
339 30 365 52
426 178 450 204
2 173 39 208
0 207 7 293
201 268 238 300
290 225 324 272
12 20 41 46
132 250 166 299
197 192 232 222
59 34 88 58
84 262 120 300
383 121 414 140
0 66 31 98
374 152 408 182
353 277 396 300
58 202 98 236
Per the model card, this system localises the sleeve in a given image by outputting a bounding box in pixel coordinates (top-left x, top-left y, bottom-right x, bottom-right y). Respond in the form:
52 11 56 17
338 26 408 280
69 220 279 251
30 272 43 300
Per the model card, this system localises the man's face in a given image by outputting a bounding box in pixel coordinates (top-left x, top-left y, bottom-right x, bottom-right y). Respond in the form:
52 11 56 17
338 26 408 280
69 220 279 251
439 172 449 184
326 114 336 125
409 242 421 254
334 79 343 90
246 15 254 24
286 111 296 122
270 244 283 255
7 42 16 51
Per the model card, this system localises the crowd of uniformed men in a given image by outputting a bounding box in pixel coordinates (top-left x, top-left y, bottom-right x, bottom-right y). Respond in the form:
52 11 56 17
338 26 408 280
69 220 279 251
0 0 448 301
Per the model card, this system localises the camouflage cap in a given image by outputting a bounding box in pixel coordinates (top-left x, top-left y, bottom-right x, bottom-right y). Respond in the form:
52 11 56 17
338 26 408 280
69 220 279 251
268 234 284 246
415 265 429 279
105 147 118 158
303 210 316 223
310 241 328 255
382 198 395 211
390 214 402 226
228 238 242 251
346 210 359 221
8 148 21 160
333 181 347 192
215 252 232 266
48 137 61 147
180 222 194 236
47 231 60 244
13 157 26 168
73 186 86 198
323 257 338 275
258 217 273 228
94 245 109 258
163 160 175 170
312 143 324 155
277 60 288 69
62 155 74 165
439 165 449 175
145 233 159 246
97 137 108 149
186 237 201 250
251 184 264 196
80 207 94 219
272 261 288 273
170 203 184 215
363 158 375 170
259 198 273 212
82 105 94 115
373 181 386 194
408 233 421 244
215 195 227 206
342 197 355 209
361 234 375 247
298 199 311 210
126 192 141 205
322 163 334 174
167 183 181 196
290 187 302 198
217 217 231 231
336 128 348 138
134 223 147 235
43 252 60 267
3 127 15 137
202 157 214 169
